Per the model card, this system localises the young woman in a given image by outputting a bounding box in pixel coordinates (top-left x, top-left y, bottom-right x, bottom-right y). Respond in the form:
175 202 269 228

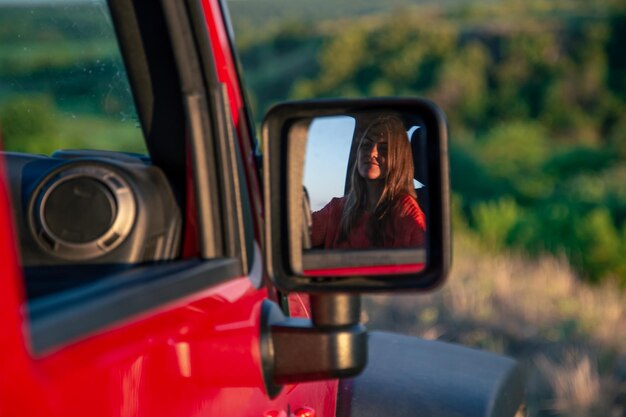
311 115 426 249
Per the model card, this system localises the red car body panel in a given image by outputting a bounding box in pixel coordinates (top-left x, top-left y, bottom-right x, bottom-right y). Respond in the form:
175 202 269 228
303 263 425 277
0 157 51 416
0 1 338 416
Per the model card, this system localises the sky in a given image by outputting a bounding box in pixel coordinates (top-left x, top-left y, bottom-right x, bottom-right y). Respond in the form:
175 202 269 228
303 116 355 211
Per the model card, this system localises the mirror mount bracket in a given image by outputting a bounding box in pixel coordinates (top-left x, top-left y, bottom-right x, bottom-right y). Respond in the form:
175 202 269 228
310 293 361 327
260 295 367 397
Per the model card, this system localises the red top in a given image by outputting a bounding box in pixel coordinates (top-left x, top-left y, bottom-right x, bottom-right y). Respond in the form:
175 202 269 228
311 194 426 249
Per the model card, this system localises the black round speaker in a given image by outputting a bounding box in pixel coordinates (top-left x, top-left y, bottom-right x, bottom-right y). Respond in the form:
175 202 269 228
43 177 117 244
30 162 136 261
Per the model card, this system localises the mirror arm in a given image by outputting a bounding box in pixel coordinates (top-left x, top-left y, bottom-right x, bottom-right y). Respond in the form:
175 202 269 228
260 295 367 396
311 293 361 327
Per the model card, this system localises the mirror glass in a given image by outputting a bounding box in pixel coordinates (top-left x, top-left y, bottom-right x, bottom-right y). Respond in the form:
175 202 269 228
304 116 355 211
297 110 430 276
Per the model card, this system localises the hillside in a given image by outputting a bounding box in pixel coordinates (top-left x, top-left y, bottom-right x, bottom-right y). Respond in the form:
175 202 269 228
228 1 626 414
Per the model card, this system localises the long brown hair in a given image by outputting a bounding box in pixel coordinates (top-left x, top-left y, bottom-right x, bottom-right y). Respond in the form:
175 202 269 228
339 114 416 246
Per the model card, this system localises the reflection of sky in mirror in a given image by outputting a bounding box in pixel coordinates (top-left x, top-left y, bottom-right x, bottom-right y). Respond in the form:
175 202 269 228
304 116 355 211
408 125 424 189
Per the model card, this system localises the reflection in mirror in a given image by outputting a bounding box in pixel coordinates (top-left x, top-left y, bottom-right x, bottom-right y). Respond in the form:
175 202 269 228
304 116 355 211
301 111 429 262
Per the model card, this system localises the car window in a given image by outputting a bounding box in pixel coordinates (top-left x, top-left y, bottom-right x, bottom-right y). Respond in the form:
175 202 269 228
0 0 146 155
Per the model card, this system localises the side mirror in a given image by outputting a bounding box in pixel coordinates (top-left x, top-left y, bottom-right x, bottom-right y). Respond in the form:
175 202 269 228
263 98 451 292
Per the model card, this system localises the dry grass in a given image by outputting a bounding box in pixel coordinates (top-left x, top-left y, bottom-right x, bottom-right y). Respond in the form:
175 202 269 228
362 231 626 417
534 351 623 417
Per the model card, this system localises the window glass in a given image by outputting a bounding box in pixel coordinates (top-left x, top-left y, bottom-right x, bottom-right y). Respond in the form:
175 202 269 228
0 0 146 155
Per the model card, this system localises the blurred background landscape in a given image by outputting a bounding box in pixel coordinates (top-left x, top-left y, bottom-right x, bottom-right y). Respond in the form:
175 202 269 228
0 2 145 154
227 0 626 415
1 0 625 414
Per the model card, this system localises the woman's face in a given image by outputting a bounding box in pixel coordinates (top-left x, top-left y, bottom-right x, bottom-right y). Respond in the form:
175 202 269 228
357 125 388 181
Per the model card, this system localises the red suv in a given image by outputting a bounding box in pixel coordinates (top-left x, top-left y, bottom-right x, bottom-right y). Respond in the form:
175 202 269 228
0 1 522 416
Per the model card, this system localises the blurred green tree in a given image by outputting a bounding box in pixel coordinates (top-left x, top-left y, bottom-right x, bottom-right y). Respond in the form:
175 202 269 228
0 95 60 153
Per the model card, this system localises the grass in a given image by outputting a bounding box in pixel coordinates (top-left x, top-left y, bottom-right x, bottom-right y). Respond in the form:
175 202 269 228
362 227 626 416
0 40 118 76
55 114 145 154
3 114 145 156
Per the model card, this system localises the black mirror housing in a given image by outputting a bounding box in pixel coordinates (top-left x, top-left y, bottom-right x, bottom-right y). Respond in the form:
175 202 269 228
263 98 451 292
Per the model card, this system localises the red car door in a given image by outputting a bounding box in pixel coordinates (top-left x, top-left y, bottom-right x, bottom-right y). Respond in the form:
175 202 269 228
0 1 337 416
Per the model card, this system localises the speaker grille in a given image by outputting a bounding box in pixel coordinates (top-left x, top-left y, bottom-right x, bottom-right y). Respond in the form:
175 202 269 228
30 162 136 261
43 178 117 244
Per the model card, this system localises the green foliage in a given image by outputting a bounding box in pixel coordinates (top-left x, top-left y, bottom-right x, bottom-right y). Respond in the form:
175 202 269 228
473 197 524 250
544 146 617 178
574 208 623 282
0 95 59 153
443 42 491 125
1 95 56 138
449 143 510 208
232 1 626 284
450 192 470 233
0 4 146 156
480 122 549 176
5 0 622 284
238 22 323 117
606 14 626 102
0 95 145 155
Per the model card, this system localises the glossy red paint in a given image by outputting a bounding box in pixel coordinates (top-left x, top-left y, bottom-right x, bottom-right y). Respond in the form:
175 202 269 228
295 406 317 417
31 278 272 417
29 279 246 414
0 156 52 416
304 263 426 277
1 270 336 416
201 0 245 126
